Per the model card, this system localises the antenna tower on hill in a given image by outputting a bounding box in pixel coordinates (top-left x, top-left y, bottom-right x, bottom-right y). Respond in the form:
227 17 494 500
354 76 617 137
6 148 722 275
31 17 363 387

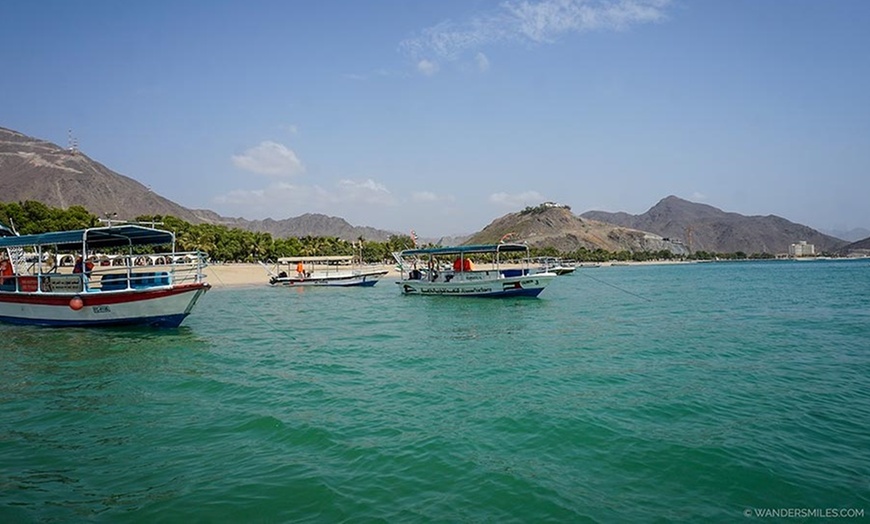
67 129 79 155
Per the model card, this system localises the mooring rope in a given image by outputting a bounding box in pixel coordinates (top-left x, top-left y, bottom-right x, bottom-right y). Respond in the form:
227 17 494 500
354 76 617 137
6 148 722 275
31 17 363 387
577 269 652 302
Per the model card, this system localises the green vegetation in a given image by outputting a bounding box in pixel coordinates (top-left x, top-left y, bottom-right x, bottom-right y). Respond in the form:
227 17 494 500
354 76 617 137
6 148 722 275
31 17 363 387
0 200 788 263
0 201 415 263
0 201 98 234
132 215 417 263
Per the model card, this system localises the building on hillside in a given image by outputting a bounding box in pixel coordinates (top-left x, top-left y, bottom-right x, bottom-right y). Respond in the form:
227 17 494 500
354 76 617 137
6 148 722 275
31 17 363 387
789 241 815 257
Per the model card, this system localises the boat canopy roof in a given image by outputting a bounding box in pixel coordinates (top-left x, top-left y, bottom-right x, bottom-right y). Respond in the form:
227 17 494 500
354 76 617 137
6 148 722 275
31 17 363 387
0 225 174 251
278 255 354 263
398 243 529 256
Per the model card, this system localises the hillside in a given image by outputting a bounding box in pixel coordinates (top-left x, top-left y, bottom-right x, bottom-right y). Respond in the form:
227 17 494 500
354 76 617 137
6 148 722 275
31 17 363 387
464 204 689 255
839 236 870 256
0 126 210 224
213 213 394 242
0 126 395 241
2 126 855 252
582 196 847 254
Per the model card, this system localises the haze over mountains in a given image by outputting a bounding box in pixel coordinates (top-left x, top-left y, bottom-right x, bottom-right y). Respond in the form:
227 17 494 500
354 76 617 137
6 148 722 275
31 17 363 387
0 125 859 255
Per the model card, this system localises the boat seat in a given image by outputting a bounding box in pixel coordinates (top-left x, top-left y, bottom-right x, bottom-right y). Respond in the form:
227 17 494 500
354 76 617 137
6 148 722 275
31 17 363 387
101 271 171 290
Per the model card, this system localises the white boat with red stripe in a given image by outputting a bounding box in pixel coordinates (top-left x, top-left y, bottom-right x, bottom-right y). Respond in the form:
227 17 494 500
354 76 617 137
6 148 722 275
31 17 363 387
0 222 210 327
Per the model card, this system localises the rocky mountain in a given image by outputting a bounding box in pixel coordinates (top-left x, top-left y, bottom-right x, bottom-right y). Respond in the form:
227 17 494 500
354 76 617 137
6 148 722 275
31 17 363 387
215 213 394 242
2 126 856 253
582 196 847 255
0 126 395 241
0 126 212 224
464 204 689 255
838 236 870 257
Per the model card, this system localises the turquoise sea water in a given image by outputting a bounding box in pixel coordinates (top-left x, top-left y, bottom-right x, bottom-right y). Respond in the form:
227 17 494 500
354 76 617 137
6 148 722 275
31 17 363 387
1 260 869 522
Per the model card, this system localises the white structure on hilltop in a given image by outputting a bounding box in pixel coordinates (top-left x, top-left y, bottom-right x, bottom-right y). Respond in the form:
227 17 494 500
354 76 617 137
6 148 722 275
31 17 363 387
789 241 815 257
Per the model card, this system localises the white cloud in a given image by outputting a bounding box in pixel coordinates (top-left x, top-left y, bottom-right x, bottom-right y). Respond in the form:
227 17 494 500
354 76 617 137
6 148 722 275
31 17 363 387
412 191 439 202
475 52 490 72
401 0 670 62
691 191 707 201
490 190 546 207
416 59 439 76
412 191 456 203
336 179 396 205
213 178 396 217
231 141 305 176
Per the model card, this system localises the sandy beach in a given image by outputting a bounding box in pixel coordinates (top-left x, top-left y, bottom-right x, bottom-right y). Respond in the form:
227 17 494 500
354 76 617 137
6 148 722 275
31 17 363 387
204 263 401 288
203 260 694 288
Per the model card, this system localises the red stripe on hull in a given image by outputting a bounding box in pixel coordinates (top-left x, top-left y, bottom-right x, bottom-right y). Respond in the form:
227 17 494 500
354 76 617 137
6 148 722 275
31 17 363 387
0 283 210 307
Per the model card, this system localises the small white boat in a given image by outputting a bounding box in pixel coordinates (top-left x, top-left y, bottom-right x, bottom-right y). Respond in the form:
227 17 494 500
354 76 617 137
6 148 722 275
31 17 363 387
264 256 388 287
393 243 557 298
0 223 210 327
530 256 576 275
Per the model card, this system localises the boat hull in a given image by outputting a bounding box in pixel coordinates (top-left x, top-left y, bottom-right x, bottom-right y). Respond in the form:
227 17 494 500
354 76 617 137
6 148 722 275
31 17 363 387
270 270 388 287
0 283 210 327
397 273 555 298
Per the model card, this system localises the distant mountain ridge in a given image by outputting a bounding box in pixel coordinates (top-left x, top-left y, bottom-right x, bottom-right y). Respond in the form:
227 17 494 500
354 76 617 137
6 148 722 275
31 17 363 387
0 126 396 241
209 213 396 241
822 227 870 243
2 126 862 253
582 196 847 254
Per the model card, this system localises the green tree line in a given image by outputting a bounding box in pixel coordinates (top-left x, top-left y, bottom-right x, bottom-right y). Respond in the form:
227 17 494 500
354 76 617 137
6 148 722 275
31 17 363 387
1 201 777 263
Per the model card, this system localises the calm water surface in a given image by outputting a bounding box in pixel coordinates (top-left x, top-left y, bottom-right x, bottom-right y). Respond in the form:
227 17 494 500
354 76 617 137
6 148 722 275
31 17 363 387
1 260 869 522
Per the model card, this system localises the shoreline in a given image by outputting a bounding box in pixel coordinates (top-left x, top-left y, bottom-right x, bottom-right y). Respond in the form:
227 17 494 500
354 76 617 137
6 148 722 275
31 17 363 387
203 260 694 289
204 257 865 289
205 263 401 289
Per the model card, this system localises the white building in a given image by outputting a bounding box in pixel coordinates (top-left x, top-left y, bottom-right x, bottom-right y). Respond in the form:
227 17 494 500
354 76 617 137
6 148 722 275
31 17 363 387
789 241 815 257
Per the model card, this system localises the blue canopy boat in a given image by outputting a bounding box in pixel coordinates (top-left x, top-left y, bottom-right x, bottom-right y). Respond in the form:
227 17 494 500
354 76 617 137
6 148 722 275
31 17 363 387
393 243 556 298
0 223 210 327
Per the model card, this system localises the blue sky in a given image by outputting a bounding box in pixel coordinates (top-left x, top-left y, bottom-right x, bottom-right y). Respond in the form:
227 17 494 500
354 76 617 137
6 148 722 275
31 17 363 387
2 0 868 237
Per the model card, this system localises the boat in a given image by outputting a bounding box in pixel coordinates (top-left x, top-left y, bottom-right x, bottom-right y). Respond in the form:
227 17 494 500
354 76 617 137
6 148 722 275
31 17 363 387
393 243 557 298
264 255 388 287
529 256 576 275
0 223 210 327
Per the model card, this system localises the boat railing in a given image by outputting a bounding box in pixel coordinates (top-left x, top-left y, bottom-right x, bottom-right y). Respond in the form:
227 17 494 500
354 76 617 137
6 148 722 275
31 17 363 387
90 250 207 290
0 251 208 293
